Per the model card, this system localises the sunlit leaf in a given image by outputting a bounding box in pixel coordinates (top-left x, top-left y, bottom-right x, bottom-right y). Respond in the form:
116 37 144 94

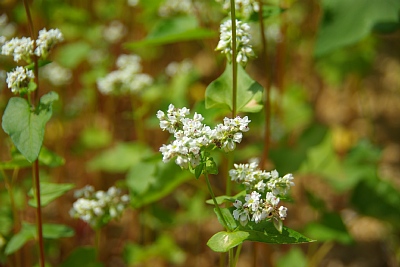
277 247 307 267
207 231 249 252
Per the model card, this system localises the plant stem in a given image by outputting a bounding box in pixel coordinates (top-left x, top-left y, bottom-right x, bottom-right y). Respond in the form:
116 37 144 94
230 0 238 118
32 160 45 267
204 172 229 230
229 248 234 267
234 243 242 266
24 2 45 267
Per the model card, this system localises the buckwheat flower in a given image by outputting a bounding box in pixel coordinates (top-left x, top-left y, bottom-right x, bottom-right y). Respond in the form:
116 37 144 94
0 14 16 41
216 19 255 66
1 37 34 62
128 0 139 6
166 59 193 77
233 200 250 226
245 191 261 212
70 185 130 229
41 62 72 86
35 28 63 58
6 66 34 94
103 21 127 43
158 0 194 17
216 0 259 19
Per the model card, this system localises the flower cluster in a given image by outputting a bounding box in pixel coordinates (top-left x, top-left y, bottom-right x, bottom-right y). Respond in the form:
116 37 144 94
34 28 63 58
216 0 260 19
41 62 72 86
1 27 63 94
6 66 34 94
1 28 63 62
216 19 255 66
158 0 196 17
157 104 250 169
229 160 294 231
97 54 153 95
103 20 127 43
69 185 130 229
0 14 16 45
165 59 194 77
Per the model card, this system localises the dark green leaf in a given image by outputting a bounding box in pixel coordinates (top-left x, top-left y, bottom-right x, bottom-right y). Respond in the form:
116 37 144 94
28 182 75 207
205 63 263 113
194 163 204 179
315 0 400 55
207 231 249 252
60 247 103 267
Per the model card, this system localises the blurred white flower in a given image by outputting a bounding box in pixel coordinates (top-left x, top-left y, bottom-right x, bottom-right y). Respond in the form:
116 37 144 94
103 21 127 43
41 62 72 86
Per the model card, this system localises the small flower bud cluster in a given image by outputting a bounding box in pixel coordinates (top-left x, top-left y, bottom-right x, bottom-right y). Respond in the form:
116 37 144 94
229 160 294 230
97 54 153 95
216 19 255 66
6 66 34 94
216 0 260 19
70 185 130 229
157 104 250 169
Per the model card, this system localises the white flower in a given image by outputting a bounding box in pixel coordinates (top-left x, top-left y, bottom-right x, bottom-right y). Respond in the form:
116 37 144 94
35 28 63 58
103 21 127 43
6 66 34 93
1 37 34 62
216 0 259 19
41 62 72 86
216 19 255 66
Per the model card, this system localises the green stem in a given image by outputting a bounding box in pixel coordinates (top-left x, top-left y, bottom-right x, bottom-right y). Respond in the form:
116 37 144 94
234 243 242 266
23 2 45 267
230 0 238 118
229 248 234 267
95 228 101 260
204 172 229 230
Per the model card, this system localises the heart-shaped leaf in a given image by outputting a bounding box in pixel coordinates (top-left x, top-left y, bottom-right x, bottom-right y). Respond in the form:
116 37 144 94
205 64 263 113
2 92 58 163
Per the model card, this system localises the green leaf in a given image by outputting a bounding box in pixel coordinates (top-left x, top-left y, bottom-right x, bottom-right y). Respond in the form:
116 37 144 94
56 41 92 68
42 224 74 239
0 147 65 169
28 182 75 207
277 247 307 267
205 190 246 205
194 163 204 179
125 16 216 49
2 93 58 163
61 247 103 267
207 231 249 252
315 0 400 56
214 207 237 231
87 142 152 173
236 212 315 244
127 158 191 208
351 178 400 226
304 212 353 244
205 63 263 113
5 222 75 255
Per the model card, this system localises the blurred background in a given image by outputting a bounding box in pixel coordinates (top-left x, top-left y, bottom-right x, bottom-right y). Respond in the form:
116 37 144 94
1 0 400 266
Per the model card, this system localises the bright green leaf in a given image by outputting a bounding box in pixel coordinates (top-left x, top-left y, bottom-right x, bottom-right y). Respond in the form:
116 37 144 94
28 182 75 207
56 41 92 68
2 93 58 163
214 207 237 231
277 247 307 267
42 224 75 239
207 231 249 252
205 63 263 113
